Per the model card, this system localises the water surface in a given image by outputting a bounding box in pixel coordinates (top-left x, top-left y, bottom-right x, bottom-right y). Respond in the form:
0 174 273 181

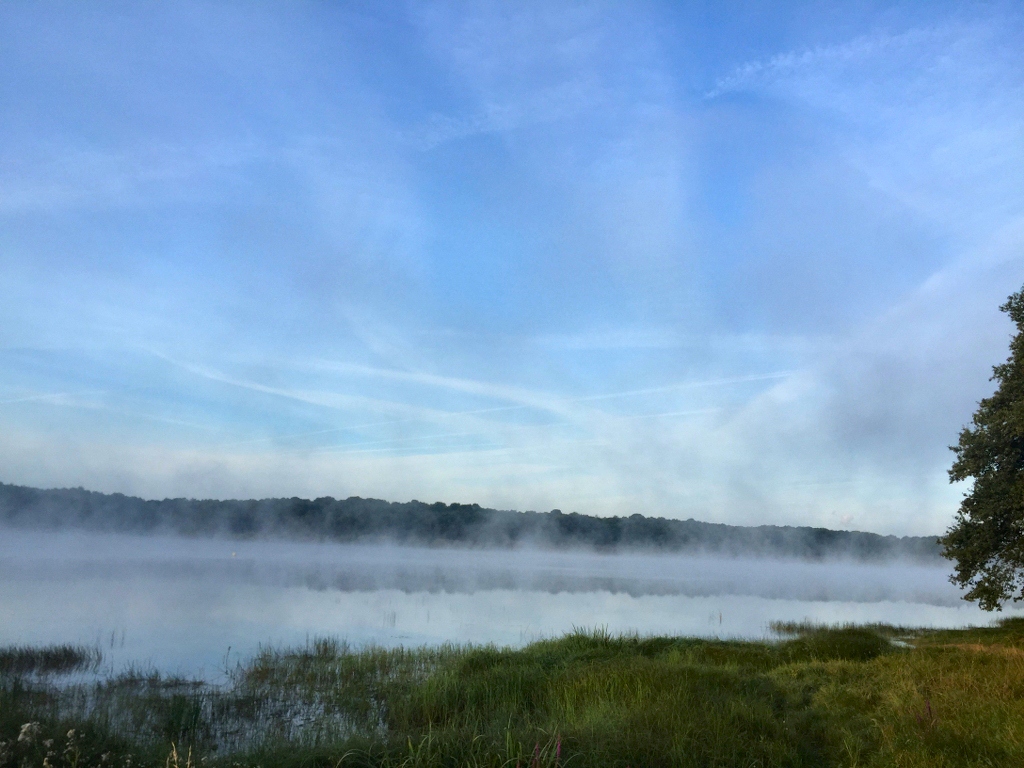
0 529 1014 680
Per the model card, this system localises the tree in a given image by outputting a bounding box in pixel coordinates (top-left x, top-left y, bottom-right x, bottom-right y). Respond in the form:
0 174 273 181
942 285 1024 610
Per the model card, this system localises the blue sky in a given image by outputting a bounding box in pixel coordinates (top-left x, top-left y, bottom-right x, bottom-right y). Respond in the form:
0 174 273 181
2 1 1023 534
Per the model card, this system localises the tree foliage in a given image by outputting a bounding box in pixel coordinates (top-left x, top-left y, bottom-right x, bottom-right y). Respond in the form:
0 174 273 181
942 285 1024 610
0 481 939 561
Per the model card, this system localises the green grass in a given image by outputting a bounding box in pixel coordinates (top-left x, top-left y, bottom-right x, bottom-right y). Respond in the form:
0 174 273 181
3 621 1024 767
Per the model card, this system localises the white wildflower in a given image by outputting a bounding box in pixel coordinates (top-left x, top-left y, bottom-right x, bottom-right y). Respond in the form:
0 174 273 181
17 722 41 744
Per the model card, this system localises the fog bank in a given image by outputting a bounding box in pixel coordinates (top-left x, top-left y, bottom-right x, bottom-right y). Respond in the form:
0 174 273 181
0 528 963 605
2 529 1014 680
0 482 941 562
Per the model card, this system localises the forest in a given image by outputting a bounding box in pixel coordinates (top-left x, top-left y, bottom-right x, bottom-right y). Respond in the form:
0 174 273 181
0 482 939 561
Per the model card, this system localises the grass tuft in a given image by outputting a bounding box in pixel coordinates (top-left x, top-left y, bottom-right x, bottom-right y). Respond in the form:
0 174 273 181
3 623 1024 767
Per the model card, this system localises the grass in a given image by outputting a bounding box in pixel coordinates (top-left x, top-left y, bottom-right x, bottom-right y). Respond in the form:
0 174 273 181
3 620 1024 767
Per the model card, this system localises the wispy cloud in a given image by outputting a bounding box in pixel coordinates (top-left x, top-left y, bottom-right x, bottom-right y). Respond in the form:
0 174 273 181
0 392 76 405
409 79 605 149
0 141 265 213
705 25 952 99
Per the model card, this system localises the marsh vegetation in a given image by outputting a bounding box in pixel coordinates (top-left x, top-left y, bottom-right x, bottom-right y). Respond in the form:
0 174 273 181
0 645 101 677
3 620 1024 767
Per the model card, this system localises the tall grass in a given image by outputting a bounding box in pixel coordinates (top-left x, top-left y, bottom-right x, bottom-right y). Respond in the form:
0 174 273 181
3 620 1024 767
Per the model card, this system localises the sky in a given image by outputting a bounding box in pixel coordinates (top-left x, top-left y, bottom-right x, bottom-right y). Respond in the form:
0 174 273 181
1 1 1023 535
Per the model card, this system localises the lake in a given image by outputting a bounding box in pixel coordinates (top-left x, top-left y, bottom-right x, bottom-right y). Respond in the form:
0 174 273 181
1 528 1016 680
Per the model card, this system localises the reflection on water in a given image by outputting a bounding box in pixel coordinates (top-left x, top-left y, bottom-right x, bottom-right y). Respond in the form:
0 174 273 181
0 529 1017 680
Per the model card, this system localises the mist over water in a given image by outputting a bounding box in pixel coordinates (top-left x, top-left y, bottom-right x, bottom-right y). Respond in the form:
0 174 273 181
1 529 1017 680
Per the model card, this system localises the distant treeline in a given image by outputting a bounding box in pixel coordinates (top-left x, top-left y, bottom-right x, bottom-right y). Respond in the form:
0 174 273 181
0 481 941 561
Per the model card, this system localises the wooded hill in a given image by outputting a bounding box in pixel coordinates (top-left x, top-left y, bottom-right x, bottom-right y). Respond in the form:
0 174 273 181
0 481 940 561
